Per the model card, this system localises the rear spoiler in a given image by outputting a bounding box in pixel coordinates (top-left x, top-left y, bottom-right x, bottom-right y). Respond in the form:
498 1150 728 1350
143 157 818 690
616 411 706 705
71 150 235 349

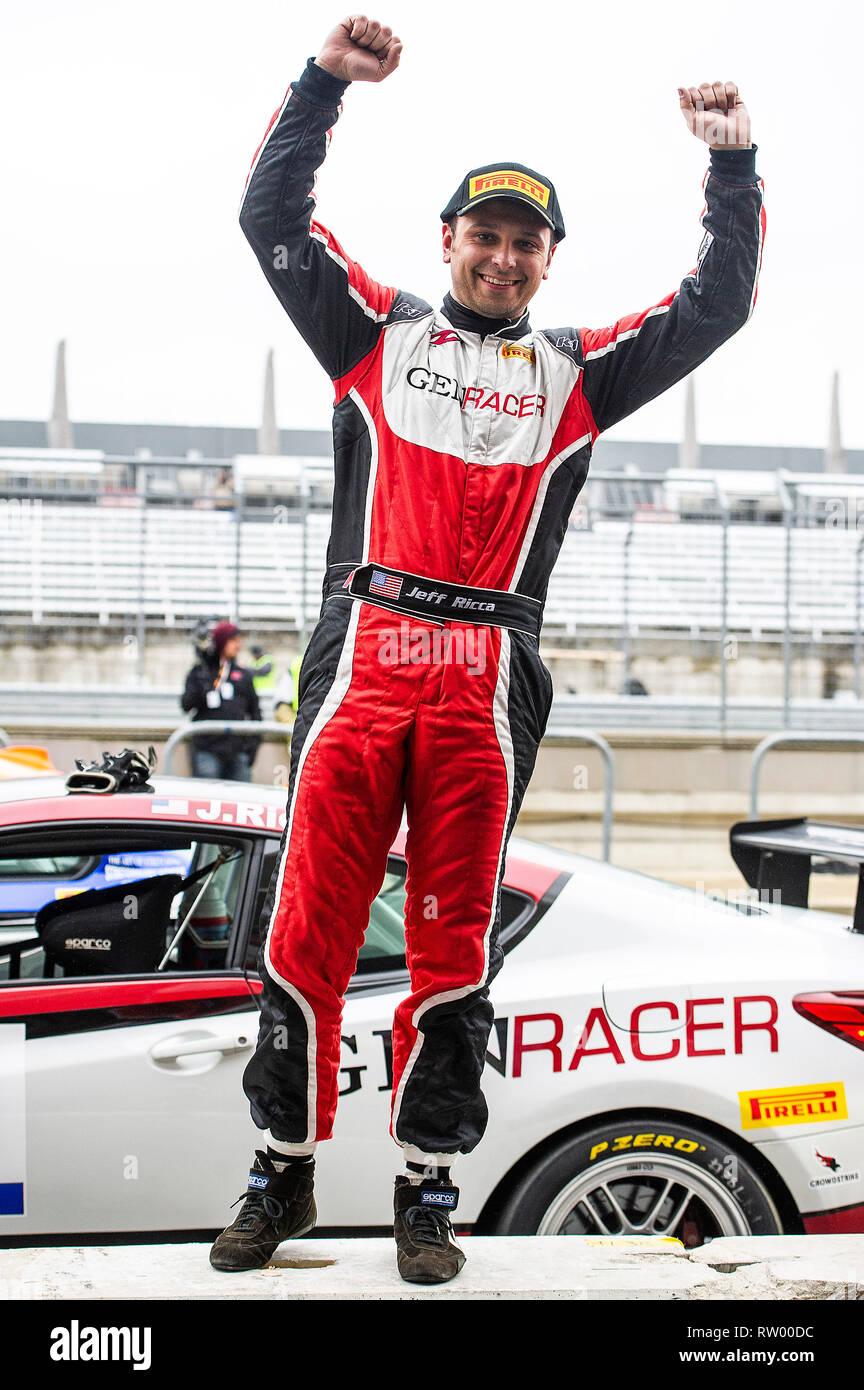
730 818 864 932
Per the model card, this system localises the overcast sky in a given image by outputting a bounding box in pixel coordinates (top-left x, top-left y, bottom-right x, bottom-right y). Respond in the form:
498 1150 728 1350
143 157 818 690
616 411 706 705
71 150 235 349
2 0 862 450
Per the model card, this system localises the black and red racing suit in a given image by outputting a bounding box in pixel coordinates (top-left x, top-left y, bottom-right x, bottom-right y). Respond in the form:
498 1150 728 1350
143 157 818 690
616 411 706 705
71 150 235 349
239 57 766 1166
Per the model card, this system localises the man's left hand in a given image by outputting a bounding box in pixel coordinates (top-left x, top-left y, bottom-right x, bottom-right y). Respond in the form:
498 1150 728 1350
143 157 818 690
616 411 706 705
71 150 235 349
679 81 751 149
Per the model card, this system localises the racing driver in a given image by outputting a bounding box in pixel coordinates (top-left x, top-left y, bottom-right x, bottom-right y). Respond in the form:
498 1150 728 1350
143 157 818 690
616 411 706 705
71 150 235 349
210 14 765 1283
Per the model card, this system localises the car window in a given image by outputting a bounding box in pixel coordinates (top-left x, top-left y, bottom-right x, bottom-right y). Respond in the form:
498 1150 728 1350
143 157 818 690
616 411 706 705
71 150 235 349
0 846 194 921
0 832 246 982
0 854 97 879
357 866 408 972
244 849 534 976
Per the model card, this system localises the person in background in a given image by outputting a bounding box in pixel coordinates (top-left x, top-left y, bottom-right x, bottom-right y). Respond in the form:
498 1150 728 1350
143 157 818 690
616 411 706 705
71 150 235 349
181 621 262 781
249 644 277 697
272 649 304 728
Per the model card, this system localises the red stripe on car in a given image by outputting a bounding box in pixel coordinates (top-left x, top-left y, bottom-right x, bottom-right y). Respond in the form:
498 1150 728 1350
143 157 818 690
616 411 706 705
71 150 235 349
803 1202 864 1235
0 975 261 1018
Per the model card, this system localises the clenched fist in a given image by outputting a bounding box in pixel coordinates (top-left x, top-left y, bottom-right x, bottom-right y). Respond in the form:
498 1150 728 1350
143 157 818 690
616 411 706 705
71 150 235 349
315 15 402 83
679 82 751 150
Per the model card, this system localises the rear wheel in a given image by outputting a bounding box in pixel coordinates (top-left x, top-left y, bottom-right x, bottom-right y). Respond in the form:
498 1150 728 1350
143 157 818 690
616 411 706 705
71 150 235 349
493 1115 784 1247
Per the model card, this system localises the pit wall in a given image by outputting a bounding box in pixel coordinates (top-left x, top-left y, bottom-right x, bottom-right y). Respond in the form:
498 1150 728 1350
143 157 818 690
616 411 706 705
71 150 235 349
0 632 855 702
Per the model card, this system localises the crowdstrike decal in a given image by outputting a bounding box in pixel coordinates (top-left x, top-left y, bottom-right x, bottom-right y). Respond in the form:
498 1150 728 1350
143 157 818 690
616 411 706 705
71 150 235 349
49 1321 151 1371
808 1168 860 1189
808 1149 860 1189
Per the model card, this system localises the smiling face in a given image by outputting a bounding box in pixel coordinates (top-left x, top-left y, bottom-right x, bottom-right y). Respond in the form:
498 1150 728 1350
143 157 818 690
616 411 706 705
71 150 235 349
442 198 556 319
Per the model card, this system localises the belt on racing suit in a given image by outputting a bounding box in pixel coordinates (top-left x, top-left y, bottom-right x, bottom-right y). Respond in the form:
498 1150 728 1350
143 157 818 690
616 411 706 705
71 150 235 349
325 562 543 638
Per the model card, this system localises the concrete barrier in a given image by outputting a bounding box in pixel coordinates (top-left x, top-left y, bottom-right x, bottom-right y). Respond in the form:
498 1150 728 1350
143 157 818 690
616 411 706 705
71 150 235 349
2 1235 863 1301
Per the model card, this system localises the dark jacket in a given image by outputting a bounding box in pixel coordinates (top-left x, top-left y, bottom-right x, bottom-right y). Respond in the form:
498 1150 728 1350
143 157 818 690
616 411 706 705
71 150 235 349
181 653 262 758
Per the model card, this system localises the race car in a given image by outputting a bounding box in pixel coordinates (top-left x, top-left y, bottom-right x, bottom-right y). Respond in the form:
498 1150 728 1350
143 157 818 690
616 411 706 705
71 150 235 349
0 773 862 1245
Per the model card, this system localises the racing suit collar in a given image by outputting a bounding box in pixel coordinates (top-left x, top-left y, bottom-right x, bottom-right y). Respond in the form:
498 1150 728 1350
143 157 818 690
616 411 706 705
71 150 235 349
441 292 532 342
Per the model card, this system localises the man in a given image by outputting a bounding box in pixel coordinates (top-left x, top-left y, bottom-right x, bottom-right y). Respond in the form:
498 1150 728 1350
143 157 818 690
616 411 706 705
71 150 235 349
210 15 764 1283
248 643 277 697
181 621 262 781
272 649 304 727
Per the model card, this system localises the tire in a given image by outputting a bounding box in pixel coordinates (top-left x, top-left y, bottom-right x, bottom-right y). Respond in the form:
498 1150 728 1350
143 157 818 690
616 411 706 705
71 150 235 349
493 1115 785 1247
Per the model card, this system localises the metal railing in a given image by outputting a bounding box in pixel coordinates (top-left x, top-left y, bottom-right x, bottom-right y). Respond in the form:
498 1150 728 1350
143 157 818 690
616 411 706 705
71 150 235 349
161 720 291 775
542 728 615 862
160 720 615 862
5 686 864 734
750 731 864 818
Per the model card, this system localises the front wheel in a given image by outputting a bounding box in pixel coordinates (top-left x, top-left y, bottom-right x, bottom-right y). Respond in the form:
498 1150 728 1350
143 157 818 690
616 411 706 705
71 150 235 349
493 1116 785 1247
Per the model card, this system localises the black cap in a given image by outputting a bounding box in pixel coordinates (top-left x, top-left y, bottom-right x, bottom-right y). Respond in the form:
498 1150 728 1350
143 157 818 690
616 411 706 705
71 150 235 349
441 162 565 242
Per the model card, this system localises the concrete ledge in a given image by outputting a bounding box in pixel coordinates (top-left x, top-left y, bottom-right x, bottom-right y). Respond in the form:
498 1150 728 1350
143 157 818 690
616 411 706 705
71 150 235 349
689 1235 864 1301
2 1235 864 1301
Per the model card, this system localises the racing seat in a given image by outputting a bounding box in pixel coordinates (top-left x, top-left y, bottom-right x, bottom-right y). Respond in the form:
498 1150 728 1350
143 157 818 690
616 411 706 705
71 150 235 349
35 874 184 977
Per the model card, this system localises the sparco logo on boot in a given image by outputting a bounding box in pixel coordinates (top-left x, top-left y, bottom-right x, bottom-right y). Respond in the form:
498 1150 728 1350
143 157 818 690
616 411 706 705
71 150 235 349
64 937 111 951
420 1191 457 1207
406 366 546 418
247 1173 269 1189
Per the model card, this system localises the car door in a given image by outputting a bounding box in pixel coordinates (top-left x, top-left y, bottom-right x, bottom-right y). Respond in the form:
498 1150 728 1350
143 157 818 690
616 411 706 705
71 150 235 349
0 822 265 1237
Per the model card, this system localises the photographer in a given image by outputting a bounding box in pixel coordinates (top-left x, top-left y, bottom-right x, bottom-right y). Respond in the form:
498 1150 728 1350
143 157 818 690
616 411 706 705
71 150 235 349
180 621 261 781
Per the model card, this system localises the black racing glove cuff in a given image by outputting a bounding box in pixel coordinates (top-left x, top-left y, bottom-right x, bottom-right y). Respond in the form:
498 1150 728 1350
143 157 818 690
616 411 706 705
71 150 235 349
293 56 351 109
709 143 759 185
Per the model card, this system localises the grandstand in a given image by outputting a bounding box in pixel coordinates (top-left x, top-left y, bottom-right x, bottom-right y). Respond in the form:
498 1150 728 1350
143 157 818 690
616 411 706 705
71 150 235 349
2 407 863 720
0 487 861 648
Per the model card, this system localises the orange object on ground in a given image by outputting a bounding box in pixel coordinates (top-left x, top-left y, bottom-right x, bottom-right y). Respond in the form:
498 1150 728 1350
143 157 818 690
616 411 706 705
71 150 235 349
0 746 60 778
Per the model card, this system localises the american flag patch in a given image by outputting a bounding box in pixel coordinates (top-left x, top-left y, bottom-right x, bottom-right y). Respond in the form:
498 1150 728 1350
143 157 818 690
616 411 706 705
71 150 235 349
369 570 403 599
151 798 189 816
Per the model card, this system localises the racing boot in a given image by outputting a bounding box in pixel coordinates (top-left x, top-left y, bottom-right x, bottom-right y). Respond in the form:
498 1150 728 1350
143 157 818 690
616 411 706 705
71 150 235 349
209 1151 316 1272
393 1175 465 1285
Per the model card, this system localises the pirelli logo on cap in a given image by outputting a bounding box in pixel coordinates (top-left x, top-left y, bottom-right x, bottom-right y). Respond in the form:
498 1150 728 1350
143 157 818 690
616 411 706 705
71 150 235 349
469 170 551 210
738 1082 848 1130
500 344 536 364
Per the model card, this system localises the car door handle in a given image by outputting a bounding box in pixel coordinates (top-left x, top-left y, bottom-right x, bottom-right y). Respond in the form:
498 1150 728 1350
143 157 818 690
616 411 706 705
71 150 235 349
150 1033 253 1061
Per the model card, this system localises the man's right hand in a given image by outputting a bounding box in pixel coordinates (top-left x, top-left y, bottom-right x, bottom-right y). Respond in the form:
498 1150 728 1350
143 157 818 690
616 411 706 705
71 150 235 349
315 15 402 83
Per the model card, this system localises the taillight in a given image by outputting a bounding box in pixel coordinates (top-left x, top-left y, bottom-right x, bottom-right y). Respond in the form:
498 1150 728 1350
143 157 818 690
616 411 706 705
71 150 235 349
793 992 864 1051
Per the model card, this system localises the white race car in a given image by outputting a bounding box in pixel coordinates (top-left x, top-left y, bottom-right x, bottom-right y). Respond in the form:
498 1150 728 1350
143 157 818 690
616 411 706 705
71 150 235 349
0 776 861 1245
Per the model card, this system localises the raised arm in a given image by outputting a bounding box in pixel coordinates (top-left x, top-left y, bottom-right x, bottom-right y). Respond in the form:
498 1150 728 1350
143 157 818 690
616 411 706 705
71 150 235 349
577 81 765 436
238 17 403 382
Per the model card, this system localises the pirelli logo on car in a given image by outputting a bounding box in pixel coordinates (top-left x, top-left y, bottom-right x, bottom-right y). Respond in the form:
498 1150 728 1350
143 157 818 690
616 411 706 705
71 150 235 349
469 170 551 209
738 1082 848 1130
